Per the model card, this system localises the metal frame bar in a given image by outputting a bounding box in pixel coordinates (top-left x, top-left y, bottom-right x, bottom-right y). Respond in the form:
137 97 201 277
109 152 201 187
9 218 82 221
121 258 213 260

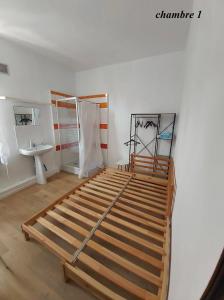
129 113 176 161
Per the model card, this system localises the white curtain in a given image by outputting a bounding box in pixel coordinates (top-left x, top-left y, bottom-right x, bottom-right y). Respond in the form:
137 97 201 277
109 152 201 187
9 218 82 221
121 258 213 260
0 101 10 177
78 101 103 178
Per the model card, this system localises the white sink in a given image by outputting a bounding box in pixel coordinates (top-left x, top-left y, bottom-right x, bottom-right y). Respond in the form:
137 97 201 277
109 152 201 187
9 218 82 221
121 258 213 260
19 144 53 156
19 144 53 184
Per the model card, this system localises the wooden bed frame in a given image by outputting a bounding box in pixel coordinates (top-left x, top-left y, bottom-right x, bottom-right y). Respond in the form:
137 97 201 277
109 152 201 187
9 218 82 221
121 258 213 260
22 155 175 300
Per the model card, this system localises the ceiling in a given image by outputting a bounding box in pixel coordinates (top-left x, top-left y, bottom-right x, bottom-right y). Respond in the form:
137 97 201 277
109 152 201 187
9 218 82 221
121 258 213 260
0 0 193 71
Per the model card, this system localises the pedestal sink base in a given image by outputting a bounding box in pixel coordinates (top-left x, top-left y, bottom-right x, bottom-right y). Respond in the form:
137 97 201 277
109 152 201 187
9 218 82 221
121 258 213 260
34 155 47 184
19 144 53 185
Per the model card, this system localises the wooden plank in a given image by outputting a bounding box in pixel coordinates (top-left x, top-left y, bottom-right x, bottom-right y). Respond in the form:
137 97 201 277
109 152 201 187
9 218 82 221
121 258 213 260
166 159 174 217
22 224 72 261
26 217 160 299
134 162 169 174
21 166 174 300
129 181 167 196
129 182 167 196
106 214 164 243
87 239 162 287
46 210 89 237
48 207 164 271
108 173 130 181
89 180 121 191
111 207 166 233
80 187 115 201
77 252 159 300
37 217 80 248
97 175 126 185
75 190 110 206
101 170 130 176
63 199 101 219
71 174 134 265
134 159 169 168
55 204 95 227
126 187 167 205
94 177 124 188
123 190 167 209
105 167 132 174
71 195 106 211
133 154 170 162
51 198 165 271
23 170 102 226
101 221 165 255
131 179 167 192
101 176 128 185
158 222 171 300
134 164 168 178
134 174 168 187
64 265 126 300
115 202 166 226
104 169 131 177
120 197 166 216
95 230 164 270
84 183 118 195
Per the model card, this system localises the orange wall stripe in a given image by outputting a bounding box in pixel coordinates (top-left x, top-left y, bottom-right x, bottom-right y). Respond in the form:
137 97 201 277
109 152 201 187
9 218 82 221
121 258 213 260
57 102 75 109
99 102 108 108
101 143 108 149
51 90 73 97
61 142 79 150
56 142 107 151
54 124 78 129
78 94 107 100
51 100 75 109
54 123 107 130
100 123 108 129
56 142 79 151
52 100 106 109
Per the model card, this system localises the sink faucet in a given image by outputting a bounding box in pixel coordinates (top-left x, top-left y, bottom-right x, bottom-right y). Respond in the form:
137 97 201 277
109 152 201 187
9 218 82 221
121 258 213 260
29 139 36 148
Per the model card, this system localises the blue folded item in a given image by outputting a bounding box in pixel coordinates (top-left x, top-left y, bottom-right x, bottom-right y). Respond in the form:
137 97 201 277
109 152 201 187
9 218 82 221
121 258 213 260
159 131 172 140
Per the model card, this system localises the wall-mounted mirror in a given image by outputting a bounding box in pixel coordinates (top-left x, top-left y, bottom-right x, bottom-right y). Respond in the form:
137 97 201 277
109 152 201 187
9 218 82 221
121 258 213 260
14 106 40 126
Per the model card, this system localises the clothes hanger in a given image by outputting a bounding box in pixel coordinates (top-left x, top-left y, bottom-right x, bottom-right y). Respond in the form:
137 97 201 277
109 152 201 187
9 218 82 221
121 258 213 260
124 139 140 146
135 120 144 128
144 120 157 128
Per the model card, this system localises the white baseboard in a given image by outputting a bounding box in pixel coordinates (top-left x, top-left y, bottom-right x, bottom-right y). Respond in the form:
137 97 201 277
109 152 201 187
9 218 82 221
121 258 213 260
0 168 59 200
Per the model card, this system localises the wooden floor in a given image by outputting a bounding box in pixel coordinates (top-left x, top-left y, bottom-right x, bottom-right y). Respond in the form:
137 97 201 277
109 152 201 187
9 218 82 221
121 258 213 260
0 172 97 300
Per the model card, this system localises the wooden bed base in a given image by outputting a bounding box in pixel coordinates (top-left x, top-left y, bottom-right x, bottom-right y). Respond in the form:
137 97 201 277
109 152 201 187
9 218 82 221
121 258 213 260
22 163 175 300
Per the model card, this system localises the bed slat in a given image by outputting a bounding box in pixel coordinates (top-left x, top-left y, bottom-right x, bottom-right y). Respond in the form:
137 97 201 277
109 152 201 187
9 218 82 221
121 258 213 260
22 165 174 300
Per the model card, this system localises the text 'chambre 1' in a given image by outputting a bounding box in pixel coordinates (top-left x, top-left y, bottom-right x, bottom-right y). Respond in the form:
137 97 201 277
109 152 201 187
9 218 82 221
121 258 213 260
155 10 202 19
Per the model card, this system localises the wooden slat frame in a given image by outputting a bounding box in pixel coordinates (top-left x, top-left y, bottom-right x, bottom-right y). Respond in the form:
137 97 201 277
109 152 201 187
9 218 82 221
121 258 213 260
22 167 174 300
131 154 170 180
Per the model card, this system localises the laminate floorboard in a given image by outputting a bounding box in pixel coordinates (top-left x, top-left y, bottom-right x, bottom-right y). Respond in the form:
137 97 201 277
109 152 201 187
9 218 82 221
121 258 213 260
0 172 96 300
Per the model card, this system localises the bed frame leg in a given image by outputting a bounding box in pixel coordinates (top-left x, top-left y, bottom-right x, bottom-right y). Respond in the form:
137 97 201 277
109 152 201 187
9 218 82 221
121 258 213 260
22 230 30 241
62 262 70 283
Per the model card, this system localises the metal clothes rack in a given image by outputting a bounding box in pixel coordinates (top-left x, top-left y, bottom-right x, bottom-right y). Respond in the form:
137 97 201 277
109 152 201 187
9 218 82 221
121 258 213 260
128 113 176 166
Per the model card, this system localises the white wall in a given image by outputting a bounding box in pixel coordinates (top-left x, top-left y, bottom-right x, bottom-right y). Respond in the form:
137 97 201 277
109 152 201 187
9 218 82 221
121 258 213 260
74 51 185 165
0 100 55 194
170 1 224 299
0 38 75 197
0 37 74 102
